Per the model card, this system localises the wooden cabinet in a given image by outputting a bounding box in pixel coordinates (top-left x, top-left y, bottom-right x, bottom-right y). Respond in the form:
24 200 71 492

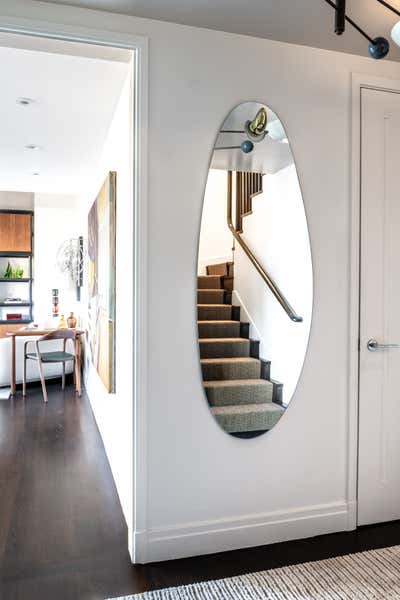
0 213 32 252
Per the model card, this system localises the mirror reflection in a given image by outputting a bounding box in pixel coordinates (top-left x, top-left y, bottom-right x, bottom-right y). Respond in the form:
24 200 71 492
197 102 313 438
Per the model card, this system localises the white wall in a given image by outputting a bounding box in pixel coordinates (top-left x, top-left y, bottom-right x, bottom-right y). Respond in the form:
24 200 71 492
34 193 81 327
5 0 400 563
0 190 33 210
198 169 232 274
80 69 133 537
235 165 313 405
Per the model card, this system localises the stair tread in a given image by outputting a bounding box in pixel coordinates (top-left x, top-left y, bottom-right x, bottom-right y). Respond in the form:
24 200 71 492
199 337 248 343
211 403 284 415
201 357 259 364
197 320 238 324
197 303 232 307
204 379 272 388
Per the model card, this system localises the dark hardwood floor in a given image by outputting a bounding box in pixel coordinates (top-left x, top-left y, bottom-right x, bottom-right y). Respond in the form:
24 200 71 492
1 382 400 599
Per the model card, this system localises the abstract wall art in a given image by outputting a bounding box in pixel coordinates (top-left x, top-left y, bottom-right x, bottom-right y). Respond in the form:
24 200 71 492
88 172 116 393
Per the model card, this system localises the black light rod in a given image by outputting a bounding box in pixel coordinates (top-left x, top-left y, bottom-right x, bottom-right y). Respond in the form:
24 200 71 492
214 146 241 150
376 0 400 17
322 0 374 43
335 0 346 34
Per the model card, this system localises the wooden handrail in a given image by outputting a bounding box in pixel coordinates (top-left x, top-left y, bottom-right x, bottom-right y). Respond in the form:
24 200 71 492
227 171 303 323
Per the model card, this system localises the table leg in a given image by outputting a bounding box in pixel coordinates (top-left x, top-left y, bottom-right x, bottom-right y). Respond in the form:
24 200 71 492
10 335 16 397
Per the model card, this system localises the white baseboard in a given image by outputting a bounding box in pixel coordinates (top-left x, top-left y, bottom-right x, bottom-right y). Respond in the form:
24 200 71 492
134 500 354 563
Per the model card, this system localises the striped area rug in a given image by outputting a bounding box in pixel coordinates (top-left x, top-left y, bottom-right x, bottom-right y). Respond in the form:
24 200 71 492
109 545 400 599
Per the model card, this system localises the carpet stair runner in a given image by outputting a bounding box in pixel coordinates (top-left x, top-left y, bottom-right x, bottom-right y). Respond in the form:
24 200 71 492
198 261 284 437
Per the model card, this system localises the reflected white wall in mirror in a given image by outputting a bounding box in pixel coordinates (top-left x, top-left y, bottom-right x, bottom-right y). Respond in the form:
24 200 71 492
197 102 313 439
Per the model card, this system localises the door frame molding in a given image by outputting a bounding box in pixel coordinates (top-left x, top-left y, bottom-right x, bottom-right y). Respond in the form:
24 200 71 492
349 73 400 527
0 13 149 562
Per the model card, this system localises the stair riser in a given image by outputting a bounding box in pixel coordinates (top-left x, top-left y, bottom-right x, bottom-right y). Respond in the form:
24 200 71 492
197 290 225 304
205 384 273 407
197 306 232 320
199 340 250 359
197 276 222 290
213 406 284 434
206 262 234 277
201 362 260 381
198 322 240 338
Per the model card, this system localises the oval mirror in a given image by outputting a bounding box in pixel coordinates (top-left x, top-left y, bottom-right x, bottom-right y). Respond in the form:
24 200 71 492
197 102 313 438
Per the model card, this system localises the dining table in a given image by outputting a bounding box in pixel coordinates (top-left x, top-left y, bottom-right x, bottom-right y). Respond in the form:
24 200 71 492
6 327 85 397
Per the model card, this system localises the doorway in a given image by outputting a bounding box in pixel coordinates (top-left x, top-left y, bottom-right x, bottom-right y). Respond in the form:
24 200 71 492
358 85 400 526
0 18 148 569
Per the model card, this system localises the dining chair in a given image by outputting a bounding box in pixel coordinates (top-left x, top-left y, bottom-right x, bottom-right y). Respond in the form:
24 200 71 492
22 329 81 403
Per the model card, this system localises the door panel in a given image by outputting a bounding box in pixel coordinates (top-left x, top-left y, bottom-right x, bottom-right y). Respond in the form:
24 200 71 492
358 88 400 526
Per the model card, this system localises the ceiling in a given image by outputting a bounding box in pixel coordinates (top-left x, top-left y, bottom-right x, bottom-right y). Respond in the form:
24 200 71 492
38 0 400 61
0 34 130 194
211 102 293 174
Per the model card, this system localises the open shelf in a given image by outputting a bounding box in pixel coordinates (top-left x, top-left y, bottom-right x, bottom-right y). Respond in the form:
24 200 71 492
0 302 32 307
0 278 31 283
0 251 31 258
0 210 34 325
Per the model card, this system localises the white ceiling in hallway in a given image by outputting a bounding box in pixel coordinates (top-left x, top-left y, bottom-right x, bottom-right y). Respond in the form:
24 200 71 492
0 38 130 194
38 0 400 61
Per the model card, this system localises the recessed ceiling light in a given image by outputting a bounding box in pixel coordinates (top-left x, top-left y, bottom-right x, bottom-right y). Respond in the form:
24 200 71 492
32 172 40 176
17 97 34 106
25 144 40 151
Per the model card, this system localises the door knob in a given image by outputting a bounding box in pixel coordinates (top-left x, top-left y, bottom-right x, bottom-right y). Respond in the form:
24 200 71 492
367 338 400 351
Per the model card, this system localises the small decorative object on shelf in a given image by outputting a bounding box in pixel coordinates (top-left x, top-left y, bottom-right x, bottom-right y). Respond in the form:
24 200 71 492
7 313 22 320
58 314 67 329
67 311 77 328
3 297 23 304
4 262 12 279
52 289 59 318
3 262 24 279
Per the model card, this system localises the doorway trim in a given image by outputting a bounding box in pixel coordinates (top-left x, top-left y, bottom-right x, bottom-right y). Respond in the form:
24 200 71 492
349 73 400 529
0 14 149 562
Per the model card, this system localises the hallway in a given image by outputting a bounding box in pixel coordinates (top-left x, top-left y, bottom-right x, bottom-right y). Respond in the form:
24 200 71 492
0 383 140 599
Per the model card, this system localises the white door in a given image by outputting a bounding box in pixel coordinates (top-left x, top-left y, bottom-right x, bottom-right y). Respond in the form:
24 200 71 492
358 87 400 526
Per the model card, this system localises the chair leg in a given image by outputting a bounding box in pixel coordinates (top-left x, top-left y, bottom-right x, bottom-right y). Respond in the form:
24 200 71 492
62 362 65 390
37 358 48 403
22 355 27 397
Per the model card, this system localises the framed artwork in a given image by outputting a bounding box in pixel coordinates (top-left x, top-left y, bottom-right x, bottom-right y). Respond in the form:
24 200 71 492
88 172 116 393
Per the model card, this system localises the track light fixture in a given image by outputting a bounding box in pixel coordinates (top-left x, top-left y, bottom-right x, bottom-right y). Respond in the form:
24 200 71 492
323 0 400 59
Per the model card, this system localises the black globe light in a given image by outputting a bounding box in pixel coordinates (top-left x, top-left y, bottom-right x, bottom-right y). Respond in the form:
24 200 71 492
323 0 400 60
369 36 390 59
241 140 255 154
